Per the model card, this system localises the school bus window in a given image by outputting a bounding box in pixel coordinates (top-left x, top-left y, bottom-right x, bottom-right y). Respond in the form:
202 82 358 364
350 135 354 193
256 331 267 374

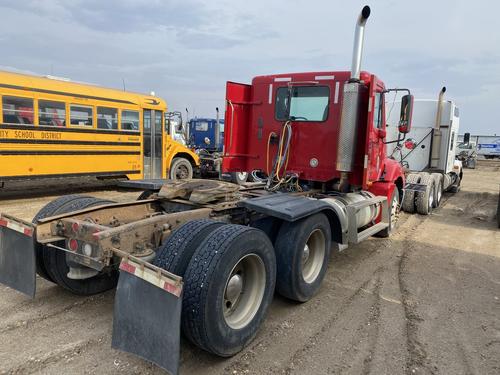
155 111 163 133
2 96 34 125
97 107 118 130
121 110 139 131
38 100 66 127
70 105 93 126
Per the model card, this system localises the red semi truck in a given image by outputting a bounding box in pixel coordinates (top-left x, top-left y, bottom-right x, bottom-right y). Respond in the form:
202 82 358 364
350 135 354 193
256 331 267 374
0 6 415 374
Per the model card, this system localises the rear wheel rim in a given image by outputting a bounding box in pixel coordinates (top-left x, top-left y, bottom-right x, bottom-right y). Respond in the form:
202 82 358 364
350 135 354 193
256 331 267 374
223 254 266 329
301 229 326 284
437 184 442 202
428 188 434 209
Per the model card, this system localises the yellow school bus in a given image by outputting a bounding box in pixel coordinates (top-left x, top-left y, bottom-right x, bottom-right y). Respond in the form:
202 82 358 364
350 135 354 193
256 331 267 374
0 70 199 181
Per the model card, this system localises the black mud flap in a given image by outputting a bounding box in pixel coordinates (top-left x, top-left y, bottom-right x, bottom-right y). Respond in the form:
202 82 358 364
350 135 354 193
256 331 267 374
404 182 427 192
0 214 36 298
112 258 183 375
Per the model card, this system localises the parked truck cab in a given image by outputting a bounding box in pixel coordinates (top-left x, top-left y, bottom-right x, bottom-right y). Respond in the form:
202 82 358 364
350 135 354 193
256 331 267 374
0 6 418 375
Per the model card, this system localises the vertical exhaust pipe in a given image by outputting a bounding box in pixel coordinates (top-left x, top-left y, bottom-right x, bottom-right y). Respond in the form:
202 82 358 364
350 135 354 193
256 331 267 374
337 6 371 191
215 107 220 150
350 6 371 81
430 87 446 168
185 108 190 144
434 87 446 130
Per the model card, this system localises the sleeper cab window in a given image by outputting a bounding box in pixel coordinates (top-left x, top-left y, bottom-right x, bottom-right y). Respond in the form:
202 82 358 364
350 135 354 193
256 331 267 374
70 105 93 126
97 107 118 130
121 110 139 131
2 96 34 125
39 100 66 126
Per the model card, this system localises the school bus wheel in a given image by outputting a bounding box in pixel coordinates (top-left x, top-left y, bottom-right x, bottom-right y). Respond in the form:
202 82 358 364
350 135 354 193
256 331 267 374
169 157 193 180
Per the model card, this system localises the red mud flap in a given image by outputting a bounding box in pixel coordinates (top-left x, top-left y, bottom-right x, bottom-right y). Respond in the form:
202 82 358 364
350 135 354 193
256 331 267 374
0 214 36 298
112 258 183 375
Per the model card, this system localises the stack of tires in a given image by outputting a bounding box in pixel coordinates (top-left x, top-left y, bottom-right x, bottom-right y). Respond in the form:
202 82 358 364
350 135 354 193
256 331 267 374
402 172 443 215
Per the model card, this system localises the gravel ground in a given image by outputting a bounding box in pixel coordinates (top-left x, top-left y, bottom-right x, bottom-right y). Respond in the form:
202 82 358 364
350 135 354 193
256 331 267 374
0 162 499 375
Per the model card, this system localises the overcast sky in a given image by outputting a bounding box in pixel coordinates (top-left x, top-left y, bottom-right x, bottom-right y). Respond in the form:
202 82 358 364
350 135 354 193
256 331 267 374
0 0 498 134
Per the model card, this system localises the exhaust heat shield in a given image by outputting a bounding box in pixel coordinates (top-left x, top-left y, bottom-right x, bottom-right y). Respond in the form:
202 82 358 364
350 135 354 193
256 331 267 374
336 5 371 175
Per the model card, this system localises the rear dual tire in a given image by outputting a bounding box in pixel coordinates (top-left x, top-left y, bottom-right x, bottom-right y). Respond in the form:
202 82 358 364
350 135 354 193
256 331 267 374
181 225 276 356
274 213 331 302
153 221 276 357
431 173 443 208
33 195 118 295
402 173 438 215
402 173 419 213
153 219 225 276
154 214 333 356
415 174 435 215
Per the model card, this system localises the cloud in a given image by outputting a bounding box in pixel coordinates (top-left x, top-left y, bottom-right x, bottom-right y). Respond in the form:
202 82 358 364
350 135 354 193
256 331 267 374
0 0 498 133
1 0 209 32
176 30 245 50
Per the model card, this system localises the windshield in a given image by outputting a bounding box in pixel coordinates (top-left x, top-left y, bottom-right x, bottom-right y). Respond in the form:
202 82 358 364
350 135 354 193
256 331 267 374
275 86 329 122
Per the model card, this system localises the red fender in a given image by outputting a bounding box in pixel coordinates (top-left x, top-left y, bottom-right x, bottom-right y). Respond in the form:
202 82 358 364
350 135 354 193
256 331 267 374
369 159 404 197
368 158 405 224
382 158 405 186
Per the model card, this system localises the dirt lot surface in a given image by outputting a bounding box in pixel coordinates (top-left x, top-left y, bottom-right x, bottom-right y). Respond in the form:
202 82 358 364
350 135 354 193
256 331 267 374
0 163 499 375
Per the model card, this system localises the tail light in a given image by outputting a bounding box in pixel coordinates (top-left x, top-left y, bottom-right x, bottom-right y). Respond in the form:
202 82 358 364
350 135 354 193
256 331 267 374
68 239 79 252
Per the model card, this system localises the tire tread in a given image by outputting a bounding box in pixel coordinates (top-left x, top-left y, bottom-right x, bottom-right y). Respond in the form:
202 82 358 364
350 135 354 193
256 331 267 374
182 224 275 356
402 173 420 213
153 219 224 276
416 174 434 215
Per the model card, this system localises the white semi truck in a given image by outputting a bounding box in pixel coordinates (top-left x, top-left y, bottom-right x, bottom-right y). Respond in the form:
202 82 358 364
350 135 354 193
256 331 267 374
386 87 463 215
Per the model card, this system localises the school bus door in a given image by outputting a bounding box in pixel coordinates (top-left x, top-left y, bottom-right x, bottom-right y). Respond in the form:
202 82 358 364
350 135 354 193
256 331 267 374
143 109 163 179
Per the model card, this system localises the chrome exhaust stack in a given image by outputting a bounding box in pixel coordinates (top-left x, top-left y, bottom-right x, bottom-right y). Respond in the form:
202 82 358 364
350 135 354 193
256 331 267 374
430 87 446 168
337 6 371 191
350 6 371 81
215 107 220 150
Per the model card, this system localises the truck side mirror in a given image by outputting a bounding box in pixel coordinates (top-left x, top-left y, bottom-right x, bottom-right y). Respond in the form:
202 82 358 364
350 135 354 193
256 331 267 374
463 132 470 145
398 94 414 134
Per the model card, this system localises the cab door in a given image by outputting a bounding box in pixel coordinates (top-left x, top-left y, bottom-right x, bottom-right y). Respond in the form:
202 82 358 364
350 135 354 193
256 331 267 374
365 75 386 184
